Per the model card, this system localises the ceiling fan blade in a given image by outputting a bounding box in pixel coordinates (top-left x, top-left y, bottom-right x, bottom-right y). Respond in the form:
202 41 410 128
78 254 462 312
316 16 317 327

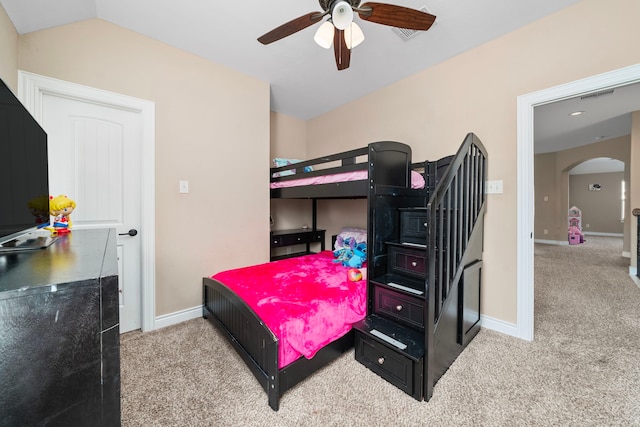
258 12 324 45
333 29 351 70
356 2 436 31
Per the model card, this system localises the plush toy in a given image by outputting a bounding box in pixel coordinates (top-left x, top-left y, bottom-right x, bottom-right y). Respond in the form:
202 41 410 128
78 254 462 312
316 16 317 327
333 236 367 268
346 243 367 268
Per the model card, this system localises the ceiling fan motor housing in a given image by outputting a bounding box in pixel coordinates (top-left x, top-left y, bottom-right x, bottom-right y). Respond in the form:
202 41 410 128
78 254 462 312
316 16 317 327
319 0 361 12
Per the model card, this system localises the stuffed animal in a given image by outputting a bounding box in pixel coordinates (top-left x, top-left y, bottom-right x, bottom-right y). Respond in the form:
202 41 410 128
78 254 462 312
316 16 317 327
333 236 367 268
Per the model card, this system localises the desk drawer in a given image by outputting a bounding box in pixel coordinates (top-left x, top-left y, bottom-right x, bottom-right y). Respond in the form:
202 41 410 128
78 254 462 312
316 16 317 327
271 232 322 248
355 331 422 400
388 246 426 278
374 286 424 330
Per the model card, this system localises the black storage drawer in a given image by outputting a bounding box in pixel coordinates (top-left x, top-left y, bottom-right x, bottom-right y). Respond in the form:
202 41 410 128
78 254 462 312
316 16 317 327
374 285 425 330
400 208 427 243
388 245 427 279
270 229 325 248
355 331 423 400
272 233 315 247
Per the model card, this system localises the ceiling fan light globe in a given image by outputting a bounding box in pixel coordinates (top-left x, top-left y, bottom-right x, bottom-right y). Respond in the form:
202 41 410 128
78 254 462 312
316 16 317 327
345 22 365 49
332 1 353 30
314 21 335 49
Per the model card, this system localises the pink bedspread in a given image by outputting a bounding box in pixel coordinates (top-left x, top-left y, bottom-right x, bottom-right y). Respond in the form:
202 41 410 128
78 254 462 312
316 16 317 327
270 170 425 189
211 251 366 368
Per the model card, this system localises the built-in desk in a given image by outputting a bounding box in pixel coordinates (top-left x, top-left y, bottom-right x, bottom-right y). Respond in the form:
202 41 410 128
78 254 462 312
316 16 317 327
0 228 120 426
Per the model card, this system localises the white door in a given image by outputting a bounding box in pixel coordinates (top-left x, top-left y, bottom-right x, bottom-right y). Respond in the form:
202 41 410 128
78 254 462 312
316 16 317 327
42 95 143 333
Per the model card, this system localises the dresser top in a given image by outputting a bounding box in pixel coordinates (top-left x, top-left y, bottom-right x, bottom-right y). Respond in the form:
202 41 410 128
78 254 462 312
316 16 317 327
0 228 117 298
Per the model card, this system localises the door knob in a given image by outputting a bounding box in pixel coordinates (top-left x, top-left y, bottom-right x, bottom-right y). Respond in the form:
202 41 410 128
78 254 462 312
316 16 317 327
119 229 138 237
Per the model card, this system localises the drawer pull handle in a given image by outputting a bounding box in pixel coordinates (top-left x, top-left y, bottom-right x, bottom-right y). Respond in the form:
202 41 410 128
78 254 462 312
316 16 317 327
396 305 403 312
273 240 278 244
423 222 427 227
411 261 418 267
297 237 301 241
377 357 385 365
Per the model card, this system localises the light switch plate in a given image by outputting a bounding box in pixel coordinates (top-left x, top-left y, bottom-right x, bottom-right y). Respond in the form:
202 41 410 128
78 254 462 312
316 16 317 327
179 180 189 193
486 180 503 194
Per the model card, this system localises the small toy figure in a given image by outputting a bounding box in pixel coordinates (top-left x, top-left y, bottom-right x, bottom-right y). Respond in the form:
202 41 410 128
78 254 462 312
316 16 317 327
48 195 76 235
568 225 584 245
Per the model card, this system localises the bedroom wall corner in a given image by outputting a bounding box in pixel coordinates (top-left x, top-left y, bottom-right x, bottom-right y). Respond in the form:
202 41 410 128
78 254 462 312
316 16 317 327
0 3 18 88
269 111 313 232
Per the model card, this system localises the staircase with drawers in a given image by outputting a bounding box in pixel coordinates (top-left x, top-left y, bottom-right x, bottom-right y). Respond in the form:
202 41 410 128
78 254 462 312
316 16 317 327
354 133 487 402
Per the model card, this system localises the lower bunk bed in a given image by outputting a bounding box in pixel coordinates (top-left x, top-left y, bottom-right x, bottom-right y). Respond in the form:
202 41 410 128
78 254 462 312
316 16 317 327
202 249 366 411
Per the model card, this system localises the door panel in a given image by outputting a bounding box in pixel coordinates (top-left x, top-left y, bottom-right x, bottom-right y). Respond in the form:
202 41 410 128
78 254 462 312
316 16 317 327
42 95 142 333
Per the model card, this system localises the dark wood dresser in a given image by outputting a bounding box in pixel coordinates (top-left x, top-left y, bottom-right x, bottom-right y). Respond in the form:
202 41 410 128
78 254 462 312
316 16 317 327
0 228 120 426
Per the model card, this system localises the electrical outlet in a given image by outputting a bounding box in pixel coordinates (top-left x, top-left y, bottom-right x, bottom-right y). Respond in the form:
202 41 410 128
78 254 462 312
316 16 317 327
544 229 548 235
486 180 503 194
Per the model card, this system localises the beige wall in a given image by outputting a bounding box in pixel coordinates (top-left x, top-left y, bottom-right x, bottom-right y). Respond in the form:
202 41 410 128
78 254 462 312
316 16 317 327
14 19 270 317
569 172 624 234
535 136 631 245
269 111 313 252
0 5 17 89
301 0 640 324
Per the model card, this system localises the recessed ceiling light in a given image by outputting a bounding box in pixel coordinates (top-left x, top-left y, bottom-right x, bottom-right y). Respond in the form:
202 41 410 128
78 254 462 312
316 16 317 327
569 111 584 116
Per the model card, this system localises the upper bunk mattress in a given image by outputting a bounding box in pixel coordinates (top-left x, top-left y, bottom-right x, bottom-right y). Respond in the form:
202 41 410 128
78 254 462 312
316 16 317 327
270 170 426 189
211 251 367 368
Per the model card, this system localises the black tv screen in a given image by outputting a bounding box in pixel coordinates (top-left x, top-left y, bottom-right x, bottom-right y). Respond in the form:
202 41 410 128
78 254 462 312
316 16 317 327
0 78 50 246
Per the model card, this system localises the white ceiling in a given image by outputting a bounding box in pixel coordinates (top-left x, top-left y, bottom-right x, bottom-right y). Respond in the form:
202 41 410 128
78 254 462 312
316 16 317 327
1 0 581 120
2 0 636 171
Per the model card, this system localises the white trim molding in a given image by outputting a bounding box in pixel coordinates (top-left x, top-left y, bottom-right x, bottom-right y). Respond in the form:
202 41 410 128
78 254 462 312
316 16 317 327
480 315 519 337
155 305 203 330
18 71 157 332
517 63 640 342
534 239 569 246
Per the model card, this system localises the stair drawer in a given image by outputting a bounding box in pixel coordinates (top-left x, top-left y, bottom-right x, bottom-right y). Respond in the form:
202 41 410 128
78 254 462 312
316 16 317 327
355 331 423 400
374 285 424 330
388 246 426 278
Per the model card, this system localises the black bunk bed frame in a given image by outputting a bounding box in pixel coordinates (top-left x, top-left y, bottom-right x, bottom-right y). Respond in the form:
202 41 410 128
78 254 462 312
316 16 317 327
202 134 486 410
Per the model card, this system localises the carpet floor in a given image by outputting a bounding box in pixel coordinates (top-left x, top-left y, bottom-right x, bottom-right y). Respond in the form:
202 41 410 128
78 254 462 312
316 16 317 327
120 236 640 426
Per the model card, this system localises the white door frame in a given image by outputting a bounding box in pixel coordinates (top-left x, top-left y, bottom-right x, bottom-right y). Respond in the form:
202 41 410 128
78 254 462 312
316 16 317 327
19 70 157 332
517 63 640 341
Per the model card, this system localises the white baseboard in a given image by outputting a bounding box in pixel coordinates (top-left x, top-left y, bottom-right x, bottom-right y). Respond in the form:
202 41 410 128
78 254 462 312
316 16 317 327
155 305 203 330
154 306 524 342
583 232 624 237
480 314 521 339
534 239 568 246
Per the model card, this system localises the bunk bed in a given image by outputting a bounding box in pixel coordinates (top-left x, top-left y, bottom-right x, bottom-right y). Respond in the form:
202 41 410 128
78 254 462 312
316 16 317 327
202 135 487 410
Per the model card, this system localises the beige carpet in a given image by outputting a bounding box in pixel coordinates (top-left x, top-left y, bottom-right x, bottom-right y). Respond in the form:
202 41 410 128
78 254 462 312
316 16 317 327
120 236 640 426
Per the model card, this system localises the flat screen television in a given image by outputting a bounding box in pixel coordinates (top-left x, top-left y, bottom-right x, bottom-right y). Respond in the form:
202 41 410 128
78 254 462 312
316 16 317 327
0 77 56 252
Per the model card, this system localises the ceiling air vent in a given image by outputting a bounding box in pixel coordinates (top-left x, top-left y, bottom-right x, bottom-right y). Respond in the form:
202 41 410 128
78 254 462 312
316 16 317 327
580 89 614 100
392 6 434 41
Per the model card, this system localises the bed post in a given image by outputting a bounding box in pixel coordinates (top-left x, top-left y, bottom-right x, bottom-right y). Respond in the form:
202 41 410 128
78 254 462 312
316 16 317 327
312 199 318 231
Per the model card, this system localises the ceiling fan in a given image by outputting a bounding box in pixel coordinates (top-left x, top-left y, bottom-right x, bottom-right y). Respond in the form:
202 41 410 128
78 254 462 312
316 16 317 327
258 1 436 71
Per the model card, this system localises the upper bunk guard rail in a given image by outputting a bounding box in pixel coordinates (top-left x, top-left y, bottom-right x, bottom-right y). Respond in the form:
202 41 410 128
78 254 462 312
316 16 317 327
425 132 487 326
270 146 369 184
270 141 413 200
